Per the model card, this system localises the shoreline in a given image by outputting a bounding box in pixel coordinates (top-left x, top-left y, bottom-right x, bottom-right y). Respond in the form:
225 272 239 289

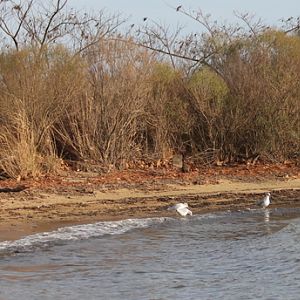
0 174 299 242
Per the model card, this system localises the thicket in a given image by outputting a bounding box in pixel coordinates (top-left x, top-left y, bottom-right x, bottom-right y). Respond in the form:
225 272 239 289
0 1 299 178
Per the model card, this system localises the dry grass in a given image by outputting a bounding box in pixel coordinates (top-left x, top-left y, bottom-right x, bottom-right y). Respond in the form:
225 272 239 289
0 29 299 179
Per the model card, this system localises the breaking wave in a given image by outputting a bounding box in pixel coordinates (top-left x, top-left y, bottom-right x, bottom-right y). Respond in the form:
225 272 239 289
0 217 172 255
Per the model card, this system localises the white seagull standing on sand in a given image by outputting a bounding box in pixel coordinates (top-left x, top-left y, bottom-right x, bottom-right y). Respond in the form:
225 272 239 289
168 202 193 217
257 192 271 209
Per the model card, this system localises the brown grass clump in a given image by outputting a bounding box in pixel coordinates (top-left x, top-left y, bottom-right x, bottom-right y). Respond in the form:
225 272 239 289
0 1 299 179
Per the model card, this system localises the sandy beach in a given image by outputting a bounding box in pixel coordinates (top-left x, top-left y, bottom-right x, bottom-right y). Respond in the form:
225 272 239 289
0 164 299 241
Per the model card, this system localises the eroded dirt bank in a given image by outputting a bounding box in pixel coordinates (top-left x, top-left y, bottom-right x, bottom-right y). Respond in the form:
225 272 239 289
0 164 299 241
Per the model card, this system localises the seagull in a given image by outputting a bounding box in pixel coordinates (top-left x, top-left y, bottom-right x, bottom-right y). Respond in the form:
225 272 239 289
257 192 271 209
168 202 192 217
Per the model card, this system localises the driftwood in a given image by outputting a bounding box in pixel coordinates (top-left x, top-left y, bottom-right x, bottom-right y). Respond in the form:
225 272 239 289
0 185 27 193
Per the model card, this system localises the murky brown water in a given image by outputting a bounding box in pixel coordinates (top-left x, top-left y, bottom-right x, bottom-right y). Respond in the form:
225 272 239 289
0 206 300 300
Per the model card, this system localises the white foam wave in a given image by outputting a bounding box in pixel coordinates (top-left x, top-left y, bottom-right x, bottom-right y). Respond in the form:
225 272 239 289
0 217 171 254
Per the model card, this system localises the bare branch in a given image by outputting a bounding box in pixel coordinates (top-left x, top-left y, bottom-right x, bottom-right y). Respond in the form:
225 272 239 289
0 0 33 50
40 0 67 48
0 0 124 54
234 11 267 37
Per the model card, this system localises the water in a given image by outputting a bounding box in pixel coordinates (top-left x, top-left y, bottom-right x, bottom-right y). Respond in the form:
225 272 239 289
1 207 300 300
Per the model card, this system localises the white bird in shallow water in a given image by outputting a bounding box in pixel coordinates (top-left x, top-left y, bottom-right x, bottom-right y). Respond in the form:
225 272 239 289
168 202 193 217
257 192 271 209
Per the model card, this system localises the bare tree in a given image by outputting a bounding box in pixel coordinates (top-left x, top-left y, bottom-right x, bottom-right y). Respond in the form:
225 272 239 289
135 7 269 76
0 0 124 54
0 0 33 50
281 16 300 34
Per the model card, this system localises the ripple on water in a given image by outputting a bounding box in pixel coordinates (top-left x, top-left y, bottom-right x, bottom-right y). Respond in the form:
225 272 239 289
0 207 300 300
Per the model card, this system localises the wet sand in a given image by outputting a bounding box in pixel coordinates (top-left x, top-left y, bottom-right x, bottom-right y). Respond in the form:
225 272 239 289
0 168 299 242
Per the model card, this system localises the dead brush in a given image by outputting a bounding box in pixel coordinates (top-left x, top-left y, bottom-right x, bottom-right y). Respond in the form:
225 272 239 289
0 114 42 179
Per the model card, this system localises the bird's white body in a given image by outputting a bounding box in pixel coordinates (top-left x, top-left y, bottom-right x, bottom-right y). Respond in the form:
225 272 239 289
173 203 188 210
257 192 271 209
176 206 193 217
168 202 192 217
